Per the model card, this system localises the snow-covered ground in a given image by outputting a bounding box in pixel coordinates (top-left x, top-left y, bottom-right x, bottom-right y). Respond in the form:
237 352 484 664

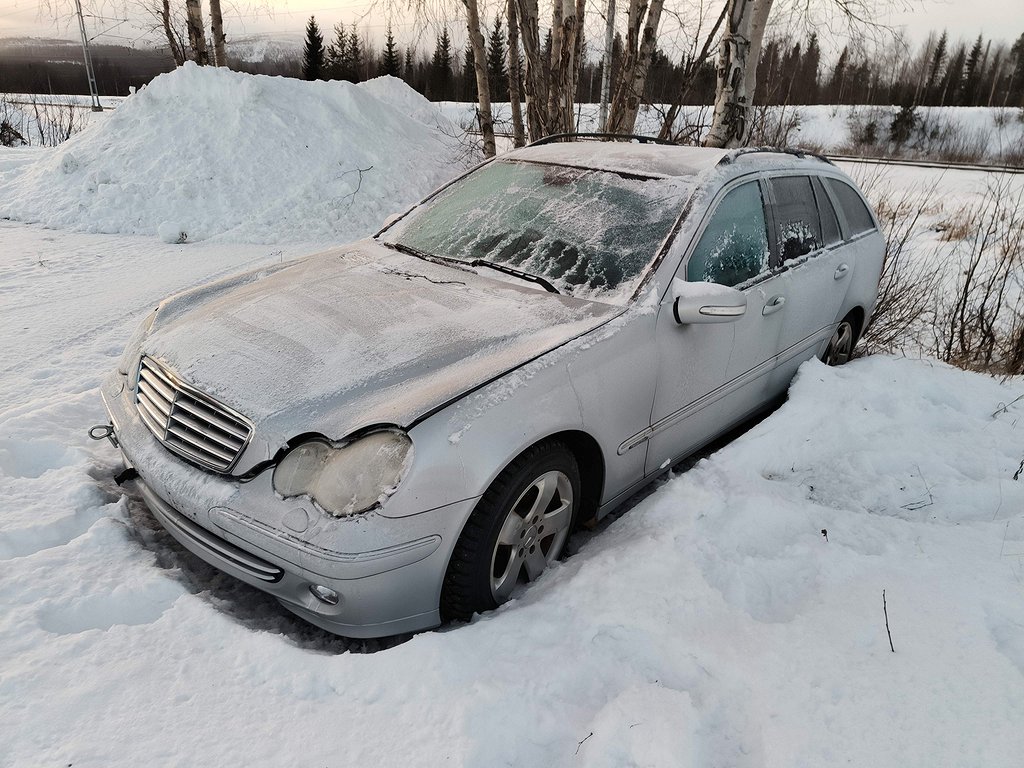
2 68 1024 767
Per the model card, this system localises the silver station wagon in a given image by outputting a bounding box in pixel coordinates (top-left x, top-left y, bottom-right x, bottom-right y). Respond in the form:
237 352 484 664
96 139 884 638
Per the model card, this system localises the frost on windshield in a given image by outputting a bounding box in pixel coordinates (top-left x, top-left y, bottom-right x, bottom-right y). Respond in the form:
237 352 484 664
384 160 692 302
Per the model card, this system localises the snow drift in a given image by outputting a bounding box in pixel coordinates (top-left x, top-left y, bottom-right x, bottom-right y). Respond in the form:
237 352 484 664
0 66 467 244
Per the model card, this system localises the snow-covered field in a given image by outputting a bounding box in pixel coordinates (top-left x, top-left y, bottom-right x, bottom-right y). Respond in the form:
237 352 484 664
2 68 1024 767
440 102 1024 164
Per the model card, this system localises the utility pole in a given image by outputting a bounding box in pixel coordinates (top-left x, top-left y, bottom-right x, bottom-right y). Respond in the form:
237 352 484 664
73 0 103 111
598 0 615 131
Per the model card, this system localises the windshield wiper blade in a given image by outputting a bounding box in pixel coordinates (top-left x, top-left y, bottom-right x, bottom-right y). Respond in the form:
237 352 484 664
469 259 560 294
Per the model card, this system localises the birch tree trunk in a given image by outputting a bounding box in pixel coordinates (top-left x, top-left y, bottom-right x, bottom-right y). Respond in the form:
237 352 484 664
547 0 584 135
703 0 772 148
185 0 210 65
605 0 666 135
507 0 527 147
463 0 496 157
209 0 227 67
740 0 772 105
515 0 550 140
161 0 185 66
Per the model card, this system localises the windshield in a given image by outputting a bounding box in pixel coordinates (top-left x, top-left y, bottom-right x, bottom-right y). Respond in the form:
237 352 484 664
379 160 693 304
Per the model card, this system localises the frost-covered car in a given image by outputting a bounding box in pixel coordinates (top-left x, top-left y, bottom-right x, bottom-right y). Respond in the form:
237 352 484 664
96 141 884 638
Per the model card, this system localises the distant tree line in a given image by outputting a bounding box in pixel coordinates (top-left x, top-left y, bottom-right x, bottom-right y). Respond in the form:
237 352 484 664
298 19 1024 111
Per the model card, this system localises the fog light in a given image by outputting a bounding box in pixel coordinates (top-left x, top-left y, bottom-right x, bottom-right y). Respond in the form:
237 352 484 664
309 584 340 606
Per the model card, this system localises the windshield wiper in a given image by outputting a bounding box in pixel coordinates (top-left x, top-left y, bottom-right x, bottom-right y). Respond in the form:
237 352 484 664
469 259 560 294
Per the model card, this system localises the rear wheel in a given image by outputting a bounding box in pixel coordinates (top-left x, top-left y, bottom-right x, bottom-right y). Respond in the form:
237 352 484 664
823 317 856 366
441 441 579 621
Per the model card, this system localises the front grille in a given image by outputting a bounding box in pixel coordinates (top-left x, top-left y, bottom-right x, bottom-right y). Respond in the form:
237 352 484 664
135 356 253 473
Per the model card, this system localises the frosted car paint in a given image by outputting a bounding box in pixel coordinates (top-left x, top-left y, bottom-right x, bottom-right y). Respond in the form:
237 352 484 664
101 144 884 638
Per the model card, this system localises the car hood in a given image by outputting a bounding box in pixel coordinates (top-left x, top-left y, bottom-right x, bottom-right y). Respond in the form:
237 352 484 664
143 240 620 452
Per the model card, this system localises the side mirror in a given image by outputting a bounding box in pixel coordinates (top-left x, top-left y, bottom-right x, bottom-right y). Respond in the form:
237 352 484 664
671 278 746 324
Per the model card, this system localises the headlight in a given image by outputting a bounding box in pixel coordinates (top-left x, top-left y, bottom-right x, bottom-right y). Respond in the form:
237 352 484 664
118 309 158 379
273 431 413 517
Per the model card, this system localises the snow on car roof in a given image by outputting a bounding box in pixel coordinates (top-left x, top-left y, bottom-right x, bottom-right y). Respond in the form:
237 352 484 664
505 142 836 180
506 142 730 178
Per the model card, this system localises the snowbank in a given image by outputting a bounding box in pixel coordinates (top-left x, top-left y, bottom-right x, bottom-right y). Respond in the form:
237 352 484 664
0 65 467 244
2 225 1024 767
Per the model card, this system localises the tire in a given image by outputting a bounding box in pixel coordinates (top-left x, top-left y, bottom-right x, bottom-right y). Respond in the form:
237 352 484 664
441 441 580 621
822 314 858 366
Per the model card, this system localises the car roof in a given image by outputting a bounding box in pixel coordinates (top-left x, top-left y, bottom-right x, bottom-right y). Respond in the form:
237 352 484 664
503 142 835 180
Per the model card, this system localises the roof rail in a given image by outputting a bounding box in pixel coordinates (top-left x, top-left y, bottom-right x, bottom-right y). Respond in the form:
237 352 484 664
527 132 677 147
718 146 834 166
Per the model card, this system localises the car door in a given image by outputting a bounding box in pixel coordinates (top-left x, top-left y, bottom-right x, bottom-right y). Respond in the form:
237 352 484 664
764 174 852 394
644 178 786 475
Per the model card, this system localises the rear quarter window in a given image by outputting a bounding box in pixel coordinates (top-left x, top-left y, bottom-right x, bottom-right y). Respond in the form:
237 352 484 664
769 175 823 262
825 178 876 237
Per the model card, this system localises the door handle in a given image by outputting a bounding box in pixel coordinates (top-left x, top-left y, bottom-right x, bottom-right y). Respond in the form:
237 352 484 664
762 295 786 316
834 264 850 280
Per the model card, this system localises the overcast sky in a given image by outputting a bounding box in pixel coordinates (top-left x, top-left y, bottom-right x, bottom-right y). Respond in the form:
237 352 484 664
0 0 1020 54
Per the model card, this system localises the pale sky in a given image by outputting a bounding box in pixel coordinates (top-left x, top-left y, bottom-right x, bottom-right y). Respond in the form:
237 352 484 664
0 0 1020 55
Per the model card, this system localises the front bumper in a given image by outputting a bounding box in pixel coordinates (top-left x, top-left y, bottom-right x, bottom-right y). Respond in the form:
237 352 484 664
101 372 475 638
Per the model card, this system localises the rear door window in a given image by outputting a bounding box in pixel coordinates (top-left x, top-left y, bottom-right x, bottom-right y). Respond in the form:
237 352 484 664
686 181 770 287
812 177 842 246
824 178 876 237
769 175 823 263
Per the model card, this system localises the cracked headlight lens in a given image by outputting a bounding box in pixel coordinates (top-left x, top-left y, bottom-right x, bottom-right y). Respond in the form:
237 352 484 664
272 431 413 517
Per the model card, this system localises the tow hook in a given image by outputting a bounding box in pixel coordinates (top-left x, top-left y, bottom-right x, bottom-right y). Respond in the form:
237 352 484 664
88 423 119 449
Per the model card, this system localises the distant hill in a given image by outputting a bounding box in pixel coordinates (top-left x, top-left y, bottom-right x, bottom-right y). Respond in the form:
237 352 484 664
0 35 306 96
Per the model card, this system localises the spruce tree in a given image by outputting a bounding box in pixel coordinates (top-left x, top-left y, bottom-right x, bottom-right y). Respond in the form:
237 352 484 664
403 47 415 84
486 17 507 102
348 24 364 83
430 28 453 100
461 42 478 101
962 35 985 106
301 16 325 81
381 24 401 77
326 23 348 80
926 31 948 102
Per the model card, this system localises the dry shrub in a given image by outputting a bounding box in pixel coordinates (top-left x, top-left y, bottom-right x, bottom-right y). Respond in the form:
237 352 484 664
858 172 1024 376
859 177 943 355
932 177 1024 374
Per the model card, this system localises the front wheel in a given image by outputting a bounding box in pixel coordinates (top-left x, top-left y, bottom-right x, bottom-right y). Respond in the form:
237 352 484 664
441 441 580 621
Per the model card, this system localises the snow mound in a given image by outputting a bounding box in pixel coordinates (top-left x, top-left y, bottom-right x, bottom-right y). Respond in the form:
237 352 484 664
0 65 468 244
357 75 451 128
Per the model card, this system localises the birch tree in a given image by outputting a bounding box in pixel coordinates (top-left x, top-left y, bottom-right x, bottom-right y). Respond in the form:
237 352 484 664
703 0 772 148
507 0 527 147
463 0 496 157
209 0 226 66
184 0 210 65
605 0 666 135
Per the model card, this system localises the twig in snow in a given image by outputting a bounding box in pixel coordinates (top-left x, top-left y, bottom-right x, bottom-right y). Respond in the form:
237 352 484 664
821 528 828 542
883 589 895 653
575 732 593 755
1014 459 1023 482
338 165 373 207
900 464 934 511
992 394 1024 418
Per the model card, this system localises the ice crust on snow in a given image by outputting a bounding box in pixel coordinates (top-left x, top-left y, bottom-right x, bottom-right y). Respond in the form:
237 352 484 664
0 65 467 244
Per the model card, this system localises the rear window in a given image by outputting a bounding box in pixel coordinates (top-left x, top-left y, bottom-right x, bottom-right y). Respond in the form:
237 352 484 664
825 178 876 236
